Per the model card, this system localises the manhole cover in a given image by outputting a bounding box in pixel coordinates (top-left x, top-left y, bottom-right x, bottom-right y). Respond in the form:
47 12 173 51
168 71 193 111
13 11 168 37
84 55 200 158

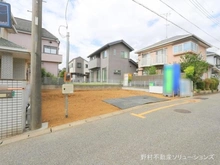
195 97 208 100
174 109 191 113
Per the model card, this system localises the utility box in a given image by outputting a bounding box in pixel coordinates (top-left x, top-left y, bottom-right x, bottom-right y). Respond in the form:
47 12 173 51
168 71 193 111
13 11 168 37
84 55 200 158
62 84 74 94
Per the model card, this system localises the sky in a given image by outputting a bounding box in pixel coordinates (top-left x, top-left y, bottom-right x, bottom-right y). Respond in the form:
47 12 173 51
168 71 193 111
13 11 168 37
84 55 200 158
5 0 220 69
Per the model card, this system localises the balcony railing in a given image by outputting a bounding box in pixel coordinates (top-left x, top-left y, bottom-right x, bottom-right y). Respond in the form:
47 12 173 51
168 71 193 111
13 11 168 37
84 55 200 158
140 54 167 67
88 58 101 69
42 53 62 63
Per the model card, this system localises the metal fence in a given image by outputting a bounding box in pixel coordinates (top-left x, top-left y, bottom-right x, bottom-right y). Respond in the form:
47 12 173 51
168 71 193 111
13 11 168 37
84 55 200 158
130 75 164 88
42 77 123 85
42 77 64 85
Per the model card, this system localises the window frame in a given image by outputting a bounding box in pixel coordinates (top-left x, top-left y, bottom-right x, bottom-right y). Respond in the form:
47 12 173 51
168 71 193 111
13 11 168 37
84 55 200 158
43 45 57 54
173 41 198 54
121 51 128 58
77 62 82 68
102 50 107 59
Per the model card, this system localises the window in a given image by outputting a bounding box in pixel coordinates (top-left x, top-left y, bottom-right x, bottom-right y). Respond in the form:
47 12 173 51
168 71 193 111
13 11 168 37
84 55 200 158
173 41 198 54
142 53 151 66
173 44 182 54
121 51 128 58
91 56 96 60
156 49 166 63
85 64 88 68
114 70 121 75
191 42 198 52
102 51 107 58
43 45 57 54
102 68 107 82
77 63 81 68
97 69 101 81
184 42 191 51
113 49 116 55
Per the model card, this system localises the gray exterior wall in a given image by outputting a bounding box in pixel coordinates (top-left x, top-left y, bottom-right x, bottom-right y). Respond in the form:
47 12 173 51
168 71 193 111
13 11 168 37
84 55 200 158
108 43 136 83
75 57 84 74
89 43 137 83
69 57 89 82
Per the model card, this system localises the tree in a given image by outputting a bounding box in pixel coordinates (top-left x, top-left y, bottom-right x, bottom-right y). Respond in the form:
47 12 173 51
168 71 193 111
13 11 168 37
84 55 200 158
184 66 194 79
59 69 65 78
41 68 47 78
180 54 209 89
41 68 54 78
144 66 157 75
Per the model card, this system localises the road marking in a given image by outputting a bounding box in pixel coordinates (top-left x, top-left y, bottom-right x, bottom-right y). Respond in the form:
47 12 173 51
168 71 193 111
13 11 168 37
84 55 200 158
131 99 200 118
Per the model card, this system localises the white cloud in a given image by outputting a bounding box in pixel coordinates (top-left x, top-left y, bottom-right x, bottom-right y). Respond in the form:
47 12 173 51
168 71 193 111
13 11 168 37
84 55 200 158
5 0 220 69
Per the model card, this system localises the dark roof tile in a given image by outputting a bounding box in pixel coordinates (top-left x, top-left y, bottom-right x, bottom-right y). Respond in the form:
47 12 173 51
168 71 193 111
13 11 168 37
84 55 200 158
14 17 58 40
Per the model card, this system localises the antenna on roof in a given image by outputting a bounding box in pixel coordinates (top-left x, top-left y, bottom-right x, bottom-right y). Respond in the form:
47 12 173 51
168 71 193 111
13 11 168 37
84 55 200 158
161 12 171 39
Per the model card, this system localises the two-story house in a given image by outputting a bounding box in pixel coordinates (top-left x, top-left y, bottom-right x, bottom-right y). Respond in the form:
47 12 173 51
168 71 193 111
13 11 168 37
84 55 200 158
87 40 138 83
207 51 220 77
136 34 211 76
8 17 62 76
0 2 31 139
69 56 89 82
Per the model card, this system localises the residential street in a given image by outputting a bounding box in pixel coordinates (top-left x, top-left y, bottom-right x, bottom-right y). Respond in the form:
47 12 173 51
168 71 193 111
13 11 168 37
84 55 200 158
1 93 220 165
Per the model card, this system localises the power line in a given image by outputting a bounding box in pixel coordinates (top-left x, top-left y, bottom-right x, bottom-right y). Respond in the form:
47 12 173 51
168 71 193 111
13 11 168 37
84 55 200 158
132 0 220 50
159 0 220 44
189 0 220 27
132 0 192 34
193 0 220 23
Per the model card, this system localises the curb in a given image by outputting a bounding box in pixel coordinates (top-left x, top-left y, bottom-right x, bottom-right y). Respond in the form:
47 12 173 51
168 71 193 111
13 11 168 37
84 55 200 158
0 97 189 147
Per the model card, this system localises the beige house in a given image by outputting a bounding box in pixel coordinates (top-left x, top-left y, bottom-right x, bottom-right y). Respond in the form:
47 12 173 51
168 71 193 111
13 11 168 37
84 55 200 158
136 34 211 76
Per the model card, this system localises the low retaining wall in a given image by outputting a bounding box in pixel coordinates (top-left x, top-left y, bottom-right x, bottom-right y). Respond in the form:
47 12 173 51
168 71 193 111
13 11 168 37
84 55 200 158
42 84 122 90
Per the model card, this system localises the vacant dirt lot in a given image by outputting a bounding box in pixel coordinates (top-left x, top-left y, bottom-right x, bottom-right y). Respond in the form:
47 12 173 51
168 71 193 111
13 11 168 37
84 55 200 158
42 89 166 127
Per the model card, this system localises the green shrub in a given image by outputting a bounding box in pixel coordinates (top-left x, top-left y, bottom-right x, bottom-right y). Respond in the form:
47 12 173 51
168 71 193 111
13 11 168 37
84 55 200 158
209 79 215 90
211 78 219 90
204 78 211 90
196 81 205 90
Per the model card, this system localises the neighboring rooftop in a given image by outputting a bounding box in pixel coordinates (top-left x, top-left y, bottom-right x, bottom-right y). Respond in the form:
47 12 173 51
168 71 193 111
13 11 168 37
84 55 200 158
207 51 220 56
0 37 26 49
14 17 58 40
69 56 88 63
129 59 138 67
88 40 134 58
136 34 211 53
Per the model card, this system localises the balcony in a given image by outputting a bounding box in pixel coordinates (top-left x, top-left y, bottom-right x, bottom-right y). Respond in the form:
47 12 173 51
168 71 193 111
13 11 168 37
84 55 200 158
140 54 167 67
88 58 101 69
42 53 62 63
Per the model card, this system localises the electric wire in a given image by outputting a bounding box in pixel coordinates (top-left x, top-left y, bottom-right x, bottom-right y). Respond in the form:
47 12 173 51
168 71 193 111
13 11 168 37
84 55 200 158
132 0 220 50
189 0 220 27
159 0 220 45
132 0 192 34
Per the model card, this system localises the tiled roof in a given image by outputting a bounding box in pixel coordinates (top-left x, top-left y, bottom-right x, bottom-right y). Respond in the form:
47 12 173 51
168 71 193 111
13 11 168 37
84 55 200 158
136 34 211 53
0 37 26 49
14 17 58 40
88 40 134 58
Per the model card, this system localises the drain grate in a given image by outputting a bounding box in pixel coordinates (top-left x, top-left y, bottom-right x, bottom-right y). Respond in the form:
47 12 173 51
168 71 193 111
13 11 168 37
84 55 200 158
195 97 208 100
174 109 191 113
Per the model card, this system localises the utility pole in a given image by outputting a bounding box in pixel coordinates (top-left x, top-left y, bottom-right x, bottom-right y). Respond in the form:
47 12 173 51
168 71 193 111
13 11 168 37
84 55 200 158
66 31 70 73
65 31 70 118
30 0 42 130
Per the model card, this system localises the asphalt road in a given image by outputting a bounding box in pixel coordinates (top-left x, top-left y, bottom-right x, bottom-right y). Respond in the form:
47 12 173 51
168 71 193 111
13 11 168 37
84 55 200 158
0 93 220 165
